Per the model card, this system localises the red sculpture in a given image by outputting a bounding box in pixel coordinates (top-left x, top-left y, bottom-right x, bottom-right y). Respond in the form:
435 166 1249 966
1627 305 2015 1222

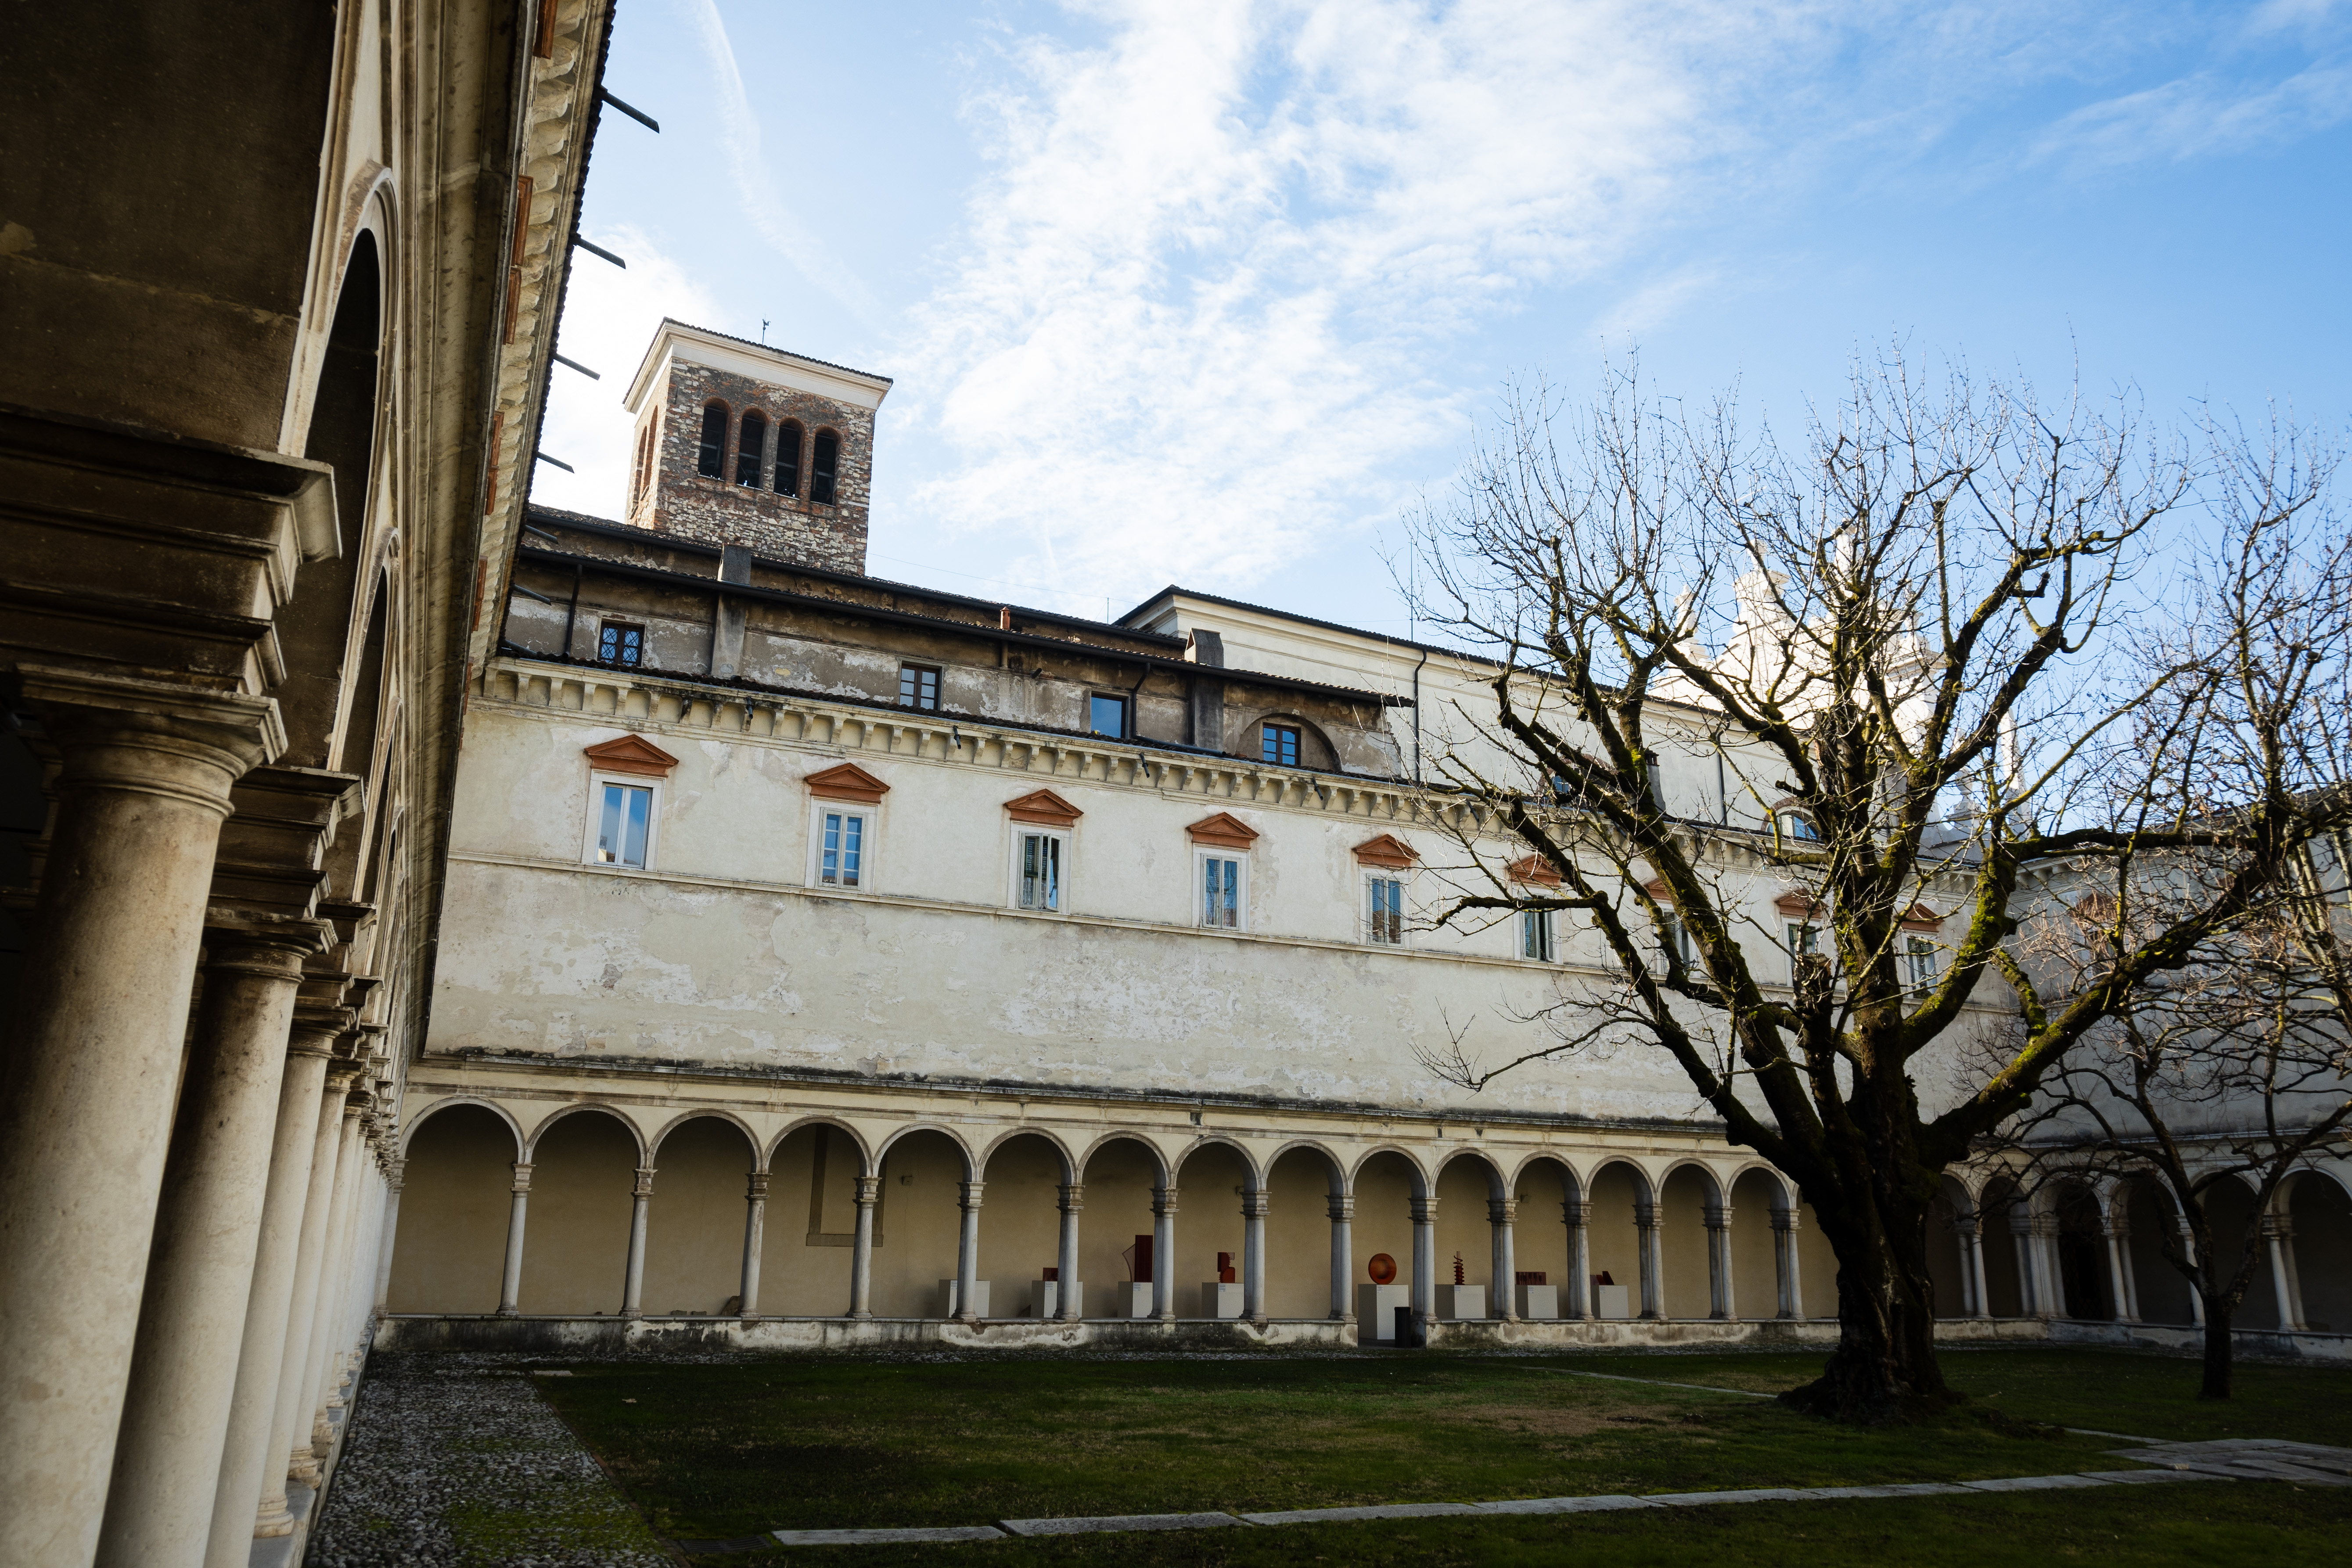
1366 1253 1397 1284
1452 1251 1466 1285
1216 1251 1236 1284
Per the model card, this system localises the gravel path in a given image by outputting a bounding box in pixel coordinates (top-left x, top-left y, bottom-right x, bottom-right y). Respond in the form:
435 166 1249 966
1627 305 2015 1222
305 1354 673 1568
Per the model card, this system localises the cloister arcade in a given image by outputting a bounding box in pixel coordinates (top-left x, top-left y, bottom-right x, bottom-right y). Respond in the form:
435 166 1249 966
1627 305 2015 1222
383 1094 1847 1332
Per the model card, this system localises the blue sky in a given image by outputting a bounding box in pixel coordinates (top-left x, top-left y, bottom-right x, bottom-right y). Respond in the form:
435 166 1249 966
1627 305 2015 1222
531 0 2352 633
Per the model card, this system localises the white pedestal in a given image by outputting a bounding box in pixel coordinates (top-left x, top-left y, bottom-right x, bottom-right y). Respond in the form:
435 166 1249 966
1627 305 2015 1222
1515 1284 1559 1320
1200 1282 1244 1319
1354 1284 1410 1340
1595 1283 1632 1319
1117 1281 1154 1318
1439 1284 1487 1321
939 1280 991 1318
1030 1280 1083 1318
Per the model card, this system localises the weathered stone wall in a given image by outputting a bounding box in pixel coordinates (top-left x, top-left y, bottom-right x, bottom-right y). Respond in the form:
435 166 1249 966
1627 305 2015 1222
638 360 874 574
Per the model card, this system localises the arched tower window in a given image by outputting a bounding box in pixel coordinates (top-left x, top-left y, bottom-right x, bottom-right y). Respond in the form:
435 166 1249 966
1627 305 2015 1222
774 421 803 497
696 403 727 477
810 429 839 505
736 410 766 488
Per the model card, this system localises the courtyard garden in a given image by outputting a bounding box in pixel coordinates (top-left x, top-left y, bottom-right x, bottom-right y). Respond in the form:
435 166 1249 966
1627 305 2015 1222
306 1346 2352 1567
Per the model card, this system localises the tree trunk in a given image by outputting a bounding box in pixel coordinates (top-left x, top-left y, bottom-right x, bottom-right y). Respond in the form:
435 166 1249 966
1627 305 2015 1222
1778 1208 1957 1424
2198 1302 2233 1400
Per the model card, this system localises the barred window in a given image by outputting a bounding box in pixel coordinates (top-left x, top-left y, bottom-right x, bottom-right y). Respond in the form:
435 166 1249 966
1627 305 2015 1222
810 429 839 504
697 403 727 477
597 621 644 668
736 410 766 487
775 421 803 497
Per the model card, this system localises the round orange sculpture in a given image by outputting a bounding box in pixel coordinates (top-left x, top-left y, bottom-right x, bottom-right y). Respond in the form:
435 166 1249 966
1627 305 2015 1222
1366 1253 1397 1285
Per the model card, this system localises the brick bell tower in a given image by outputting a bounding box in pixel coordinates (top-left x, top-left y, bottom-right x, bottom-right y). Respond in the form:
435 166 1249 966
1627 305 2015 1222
620 318 892 574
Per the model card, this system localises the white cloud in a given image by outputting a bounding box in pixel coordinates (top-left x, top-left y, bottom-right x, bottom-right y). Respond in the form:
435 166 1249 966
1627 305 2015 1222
895 0 1820 604
529 224 719 519
676 0 885 325
2032 55 2352 169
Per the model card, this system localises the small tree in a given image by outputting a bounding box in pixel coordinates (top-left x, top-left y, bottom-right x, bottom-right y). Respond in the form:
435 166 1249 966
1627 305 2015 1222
1405 356 2349 1422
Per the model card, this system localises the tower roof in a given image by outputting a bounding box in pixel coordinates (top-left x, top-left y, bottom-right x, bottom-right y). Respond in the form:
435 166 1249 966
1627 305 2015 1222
622 318 893 415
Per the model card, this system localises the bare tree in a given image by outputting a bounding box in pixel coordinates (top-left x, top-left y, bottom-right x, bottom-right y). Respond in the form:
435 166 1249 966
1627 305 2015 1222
1404 354 2350 1422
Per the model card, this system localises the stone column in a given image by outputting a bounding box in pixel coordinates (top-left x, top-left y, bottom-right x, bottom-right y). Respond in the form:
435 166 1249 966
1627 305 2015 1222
1327 1193 1354 1321
199 1026 336 1568
1705 1203 1736 1320
1956 1214 1989 1318
1489 1198 1518 1321
1771 1208 1804 1319
497 1162 535 1316
2102 1221 2138 1323
372 1159 406 1312
0 673 278 1566
2175 1217 2206 1327
1565 1200 1592 1320
955 1181 984 1322
1409 1194 1437 1331
739 1172 769 1317
302 1098 368 1462
621 1166 655 1316
1151 1186 1177 1322
2009 1212 2042 1317
850 1176 880 1319
264 1076 359 1518
1239 1186 1268 1324
96 926 324 1568
1633 1198 1665 1320
1051 1183 1083 1322
2262 1216 2305 1332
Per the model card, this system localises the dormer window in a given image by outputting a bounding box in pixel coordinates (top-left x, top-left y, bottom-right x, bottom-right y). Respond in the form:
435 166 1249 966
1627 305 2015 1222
697 403 727 478
1260 723 1300 767
775 421 802 497
736 410 766 487
810 430 838 505
597 621 644 668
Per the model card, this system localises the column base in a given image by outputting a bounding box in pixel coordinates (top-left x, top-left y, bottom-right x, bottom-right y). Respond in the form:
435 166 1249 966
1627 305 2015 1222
288 1446 321 1486
254 1494 297 1538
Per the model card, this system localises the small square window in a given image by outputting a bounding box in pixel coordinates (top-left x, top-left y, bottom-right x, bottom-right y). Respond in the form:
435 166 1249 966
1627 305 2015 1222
1367 876 1406 946
1018 831 1064 911
593 780 652 868
1088 694 1128 739
1261 723 1301 767
1201 854 1244 929
819 810 865 888
899 664 941 711
597 621 644 668
1521 908 1555 961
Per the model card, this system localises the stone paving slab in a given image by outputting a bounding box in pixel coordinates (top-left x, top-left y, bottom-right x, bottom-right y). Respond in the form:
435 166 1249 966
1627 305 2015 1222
1002 1511 1247 1536
2075 1470 2218 1485
1651 1488 1813 1507
1801 1483 1975 1500
1961 1474 2109 1492
775 1525 1011 1544
1472 1494 1659 1515
1239 1502 1478 1524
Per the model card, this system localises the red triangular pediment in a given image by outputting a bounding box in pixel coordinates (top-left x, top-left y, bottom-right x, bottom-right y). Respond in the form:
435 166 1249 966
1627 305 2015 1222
806 762 890 803
1187 811 1259 849
1005 788 1082 826
1773 888 1826 919
1639 876 1675 903
1353 832 1418 868
583 733 679 778
1508 855 1563 887
1899 903 1943 932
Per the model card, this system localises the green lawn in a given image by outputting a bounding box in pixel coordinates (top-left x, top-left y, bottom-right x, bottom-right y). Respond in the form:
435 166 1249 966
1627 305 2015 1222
524 1344 2350 1561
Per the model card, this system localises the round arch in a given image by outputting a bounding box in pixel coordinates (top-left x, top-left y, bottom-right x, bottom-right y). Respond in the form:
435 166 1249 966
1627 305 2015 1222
648 1108 763 1167
1075 1130 1172 1186
385 1100 520 1314
875 1122 978 1181
399 1095 522 1162
524 1101 647 1163
1345 1144 1433 1196
977 1125 1079 1183
765 1114 875 1175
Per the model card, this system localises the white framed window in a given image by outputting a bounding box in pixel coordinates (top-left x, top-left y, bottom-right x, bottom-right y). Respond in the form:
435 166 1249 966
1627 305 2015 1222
1906 935 1939 992
1658 911 1692 969
808 805 871 890
583 774 659 870
1014 829 1067 912
1521 908 1555 961
1199 851 1247 930
1366 874 1406 946
1776 809 1818 842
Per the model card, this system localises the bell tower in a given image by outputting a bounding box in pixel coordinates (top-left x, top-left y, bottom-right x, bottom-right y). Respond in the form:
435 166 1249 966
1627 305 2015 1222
620 318 892 575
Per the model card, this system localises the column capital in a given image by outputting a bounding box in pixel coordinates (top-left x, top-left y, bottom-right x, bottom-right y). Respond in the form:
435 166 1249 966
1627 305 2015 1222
381 1158 406 1194
1563 1199 1591 1226
1703 1203 1733 1230
11 664 284 806
745 1172 770 1201
510 1162 535 1195
1152 1185 1179 1216
1327 1194 1355 1222
1769 1207 1801 1233
856 1175 881 1207
1489 1198 1518 1225
1239 1188 1268 1219
1409 1194 1438 1224
1633 1198 1661 1228
201 914 334 975
2259 1214 2294 1241
958 1180 985 1209
1057 1182 1084 1213
633 1166 657 1199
